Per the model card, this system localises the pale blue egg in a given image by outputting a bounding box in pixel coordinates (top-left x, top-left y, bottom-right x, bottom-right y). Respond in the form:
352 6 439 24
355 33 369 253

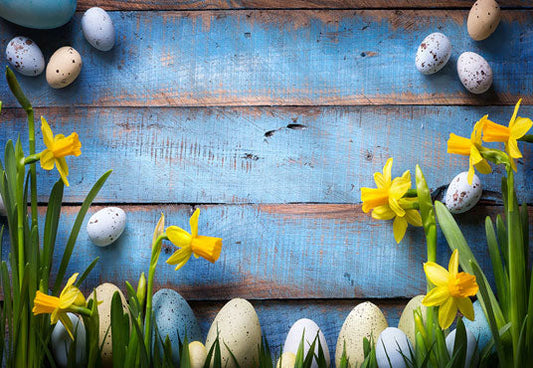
446 327 479 368
50 313 86 368
0 0 76 29
463 301 491 351
375 327 413 368
152 289 202 364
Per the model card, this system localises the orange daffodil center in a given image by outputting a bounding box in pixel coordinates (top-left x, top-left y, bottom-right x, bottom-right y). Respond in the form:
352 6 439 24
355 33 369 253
422 249 479 329
40 117 82 187
361 158 422 243
32 273 86 339
165 209 223 270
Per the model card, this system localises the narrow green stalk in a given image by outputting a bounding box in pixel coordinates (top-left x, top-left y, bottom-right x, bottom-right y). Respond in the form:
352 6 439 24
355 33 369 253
518 134 533 143
69 305 94 317
15 159 27 368
404 188 418 197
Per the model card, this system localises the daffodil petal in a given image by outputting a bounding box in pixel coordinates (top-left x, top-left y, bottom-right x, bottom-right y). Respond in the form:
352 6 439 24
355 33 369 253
448 249 459 277
404 210 422 227
423 262 449 286
507 138 522 159
438 297 457 329
40 149 55 171
166 226 192 247
373 172 386 188
383 158 393 184
393 216 408 243
371 205 395 220
190 209 200 238
510 117 532 139
422 286 449 306
59 314 75 340
456 297 475 321
482 120 510 142
55 157 70 187
447 134 471 156
166 246 192 265
509 99 522 128
474 159 492 175
41 117 54 148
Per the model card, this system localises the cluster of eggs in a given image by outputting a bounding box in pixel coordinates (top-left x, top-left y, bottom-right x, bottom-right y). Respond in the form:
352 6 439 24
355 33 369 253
5 7 115 89
415 0 500 94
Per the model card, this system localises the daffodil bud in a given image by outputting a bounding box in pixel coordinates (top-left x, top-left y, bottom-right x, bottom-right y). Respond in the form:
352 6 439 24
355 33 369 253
136 272 146 309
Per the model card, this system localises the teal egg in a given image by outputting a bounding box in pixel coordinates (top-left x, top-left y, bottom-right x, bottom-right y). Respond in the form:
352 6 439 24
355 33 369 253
463 301 491 351
152 289 202 364
0 0 76 29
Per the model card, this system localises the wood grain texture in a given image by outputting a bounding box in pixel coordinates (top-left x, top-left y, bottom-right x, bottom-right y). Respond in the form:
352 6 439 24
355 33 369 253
0 10 532 107
1 106 531 203
76 0 533 11
2 204 526 300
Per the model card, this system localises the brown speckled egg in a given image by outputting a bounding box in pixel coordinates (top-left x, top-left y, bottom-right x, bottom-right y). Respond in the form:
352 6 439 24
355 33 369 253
46 46 82 89
457 52 493 94
467 0 501 41
445 172 483 214
5 36 45 76
335 302 388 367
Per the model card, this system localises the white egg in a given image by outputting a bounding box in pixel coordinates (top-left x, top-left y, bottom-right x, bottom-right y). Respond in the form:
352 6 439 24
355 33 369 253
415 33 452 75
276 352 296 368
283 318 330 368
87 207 126 247
81 7 116 51
457 52 493 94
376 328 413 368
5 36 45 76
446 327 479 368
0 195 6 216
397 295 427 344
51 313 86 368
445 172 482 214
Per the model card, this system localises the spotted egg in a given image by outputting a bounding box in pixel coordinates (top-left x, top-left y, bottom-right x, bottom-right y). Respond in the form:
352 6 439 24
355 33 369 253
283 318 330 368
81 7 116 51
467 0 501 41
463 301 491 352
87 207 126 247
415 32 452 75
45 46 82 89
457 52 493 94
5 36 45 76
445 172 482 214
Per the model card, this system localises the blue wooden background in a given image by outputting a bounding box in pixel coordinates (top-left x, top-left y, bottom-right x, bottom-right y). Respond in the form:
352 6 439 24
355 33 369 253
1 0 532 363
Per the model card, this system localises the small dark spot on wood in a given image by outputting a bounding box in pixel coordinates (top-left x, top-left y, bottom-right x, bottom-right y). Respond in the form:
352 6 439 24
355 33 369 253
242 153 259 161
286 123 306 130
264 130 276 137
361 52 366 57
365 151 373 161
244 32 251 38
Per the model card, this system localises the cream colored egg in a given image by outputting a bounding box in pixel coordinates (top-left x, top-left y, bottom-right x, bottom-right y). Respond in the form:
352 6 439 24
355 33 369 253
398 295 427 345
276 352 296 368
189 341 207 368
467 0 501 41
89 283 129 368
46 46 82 89
205 298 261 368
335 302 388 368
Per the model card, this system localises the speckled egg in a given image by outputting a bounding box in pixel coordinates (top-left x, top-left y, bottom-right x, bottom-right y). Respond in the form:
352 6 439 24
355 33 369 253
81 7 116 51
0 195 6 216
445 172 482 214
467 0 501 41
415 33 452 75
398 295 427 344
51 313 86 368
5 36 45 76
457 52 493 94
446 327 479 368
276 352 296 368
87 207 126 247
45 46 82 89
89 283 129 368
375 328 413 368
189 341 207 368
463 301 491 352
283 318 330 368
335 302 388 367
205 298 262 368
152 289 202 364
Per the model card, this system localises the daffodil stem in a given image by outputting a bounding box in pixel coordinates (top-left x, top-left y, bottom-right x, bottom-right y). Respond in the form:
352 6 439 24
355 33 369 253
404 189 418 197
24 153 41 165
402 202 420 210
518 134 533 143
143 233 168 357
69 305 93 317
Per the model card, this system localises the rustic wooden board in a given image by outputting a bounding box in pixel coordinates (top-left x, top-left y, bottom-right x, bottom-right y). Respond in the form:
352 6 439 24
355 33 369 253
2 204 523 300
77 0 533 11
0 10 532 107
1 106 532 204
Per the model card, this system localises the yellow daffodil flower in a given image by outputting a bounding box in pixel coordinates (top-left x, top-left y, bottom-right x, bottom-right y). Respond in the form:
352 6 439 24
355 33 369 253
39 117 81 187
166 209 222 270
32 273 86 339
482 99 532 171
447 118 491 185
361 158 422 243
422 249 479 329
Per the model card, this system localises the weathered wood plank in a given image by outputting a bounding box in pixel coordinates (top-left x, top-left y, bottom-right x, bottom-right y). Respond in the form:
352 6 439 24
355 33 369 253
0 10 531 107
1 106 531 203
77 0 533 11
3 204 526 299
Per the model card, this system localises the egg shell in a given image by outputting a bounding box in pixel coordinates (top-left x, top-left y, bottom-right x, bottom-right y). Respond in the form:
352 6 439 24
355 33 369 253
376 328 413 368
445 172 482 214
335 302 388 367
0 0 76 29
81 7 116 51
457 52 493 94
415 33 452 75
463 301 491 352
0 195 6 216
46 46 82 89
87 207 126 247
51 313 86 368
152 289 202 364
283 318 330 368
205 298 262 368
446 327 479 368
89 283 129 368
467 0 501 41
398 295 427 344
5 36 45 77
276 352 296 368
189 341 207 368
